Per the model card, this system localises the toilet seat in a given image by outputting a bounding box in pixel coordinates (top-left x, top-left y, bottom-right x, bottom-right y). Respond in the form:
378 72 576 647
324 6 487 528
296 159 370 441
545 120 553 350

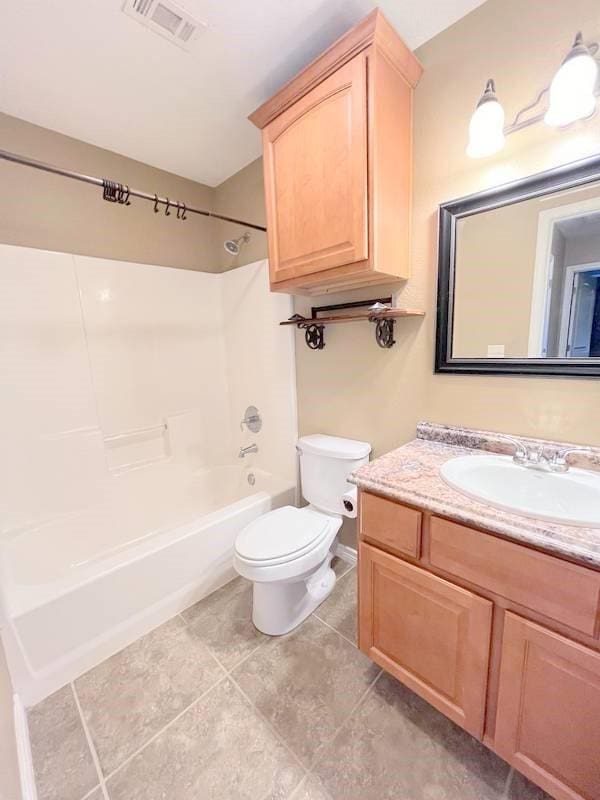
235 505 337 567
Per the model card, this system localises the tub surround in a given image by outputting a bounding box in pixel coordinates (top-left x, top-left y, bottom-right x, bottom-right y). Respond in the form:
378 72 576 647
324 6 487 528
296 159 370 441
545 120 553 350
0 247 298 706
351 422 600 569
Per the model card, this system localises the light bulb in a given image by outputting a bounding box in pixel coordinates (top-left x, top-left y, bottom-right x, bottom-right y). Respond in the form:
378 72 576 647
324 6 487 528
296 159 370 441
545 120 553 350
467 79 506 158
545 33 598 127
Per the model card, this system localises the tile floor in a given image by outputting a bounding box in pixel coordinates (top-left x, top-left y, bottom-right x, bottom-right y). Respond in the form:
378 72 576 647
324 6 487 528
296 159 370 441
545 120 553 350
29 558 551 800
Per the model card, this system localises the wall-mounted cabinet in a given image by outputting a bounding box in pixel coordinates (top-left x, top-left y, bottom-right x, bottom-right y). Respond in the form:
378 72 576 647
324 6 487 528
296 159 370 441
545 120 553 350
249 10 422 295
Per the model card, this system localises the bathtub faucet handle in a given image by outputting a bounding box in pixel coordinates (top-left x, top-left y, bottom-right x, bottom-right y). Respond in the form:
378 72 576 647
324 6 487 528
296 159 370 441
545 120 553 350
240 406 262 433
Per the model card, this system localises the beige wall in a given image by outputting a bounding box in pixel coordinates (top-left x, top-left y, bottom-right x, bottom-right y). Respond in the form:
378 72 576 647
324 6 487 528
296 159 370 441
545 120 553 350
0 639 20 800
214 158 269 271
453 202 538 357
0 113 267 274
0 113 219 271
295 0 600 461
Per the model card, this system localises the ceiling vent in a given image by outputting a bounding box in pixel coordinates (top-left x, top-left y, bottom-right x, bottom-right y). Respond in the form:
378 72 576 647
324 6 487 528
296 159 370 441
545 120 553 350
122 0 207 50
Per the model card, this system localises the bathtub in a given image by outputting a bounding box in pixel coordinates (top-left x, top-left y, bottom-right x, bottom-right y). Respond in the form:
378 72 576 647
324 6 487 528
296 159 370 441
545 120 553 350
0 462 295 705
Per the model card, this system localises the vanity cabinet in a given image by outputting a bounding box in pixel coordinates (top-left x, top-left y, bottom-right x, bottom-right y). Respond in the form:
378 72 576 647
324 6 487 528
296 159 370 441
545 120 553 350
359 543 492 737
358 490 600 800
495 614 600 800
249 10 422 295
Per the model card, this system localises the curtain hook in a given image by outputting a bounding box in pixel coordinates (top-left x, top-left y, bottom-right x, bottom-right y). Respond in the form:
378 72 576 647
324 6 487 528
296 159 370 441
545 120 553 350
181 202 187 220
123 185 131 206
153 194 160 213
165 197 171 216
176 201 182 220
102 179 118 203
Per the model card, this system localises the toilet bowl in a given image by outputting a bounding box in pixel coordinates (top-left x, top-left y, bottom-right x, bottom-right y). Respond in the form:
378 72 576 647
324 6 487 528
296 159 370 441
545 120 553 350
234 434 371 635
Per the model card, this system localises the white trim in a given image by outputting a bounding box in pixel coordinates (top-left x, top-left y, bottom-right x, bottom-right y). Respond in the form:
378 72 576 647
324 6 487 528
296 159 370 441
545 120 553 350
13 693 37 800
528 195 600 356
558 262 600 357
334 542 357 566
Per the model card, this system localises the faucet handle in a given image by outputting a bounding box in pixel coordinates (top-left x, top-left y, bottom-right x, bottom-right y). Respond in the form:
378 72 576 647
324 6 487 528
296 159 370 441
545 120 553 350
497 435 528 464
549 447 595 473
240 406 262 433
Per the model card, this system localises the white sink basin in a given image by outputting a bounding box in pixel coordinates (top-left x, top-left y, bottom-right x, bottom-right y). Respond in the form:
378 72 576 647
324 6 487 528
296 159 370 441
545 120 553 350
440 455 600 528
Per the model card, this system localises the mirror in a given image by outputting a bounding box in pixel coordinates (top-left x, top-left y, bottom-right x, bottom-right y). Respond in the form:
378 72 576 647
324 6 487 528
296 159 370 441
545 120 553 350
436 155 600 376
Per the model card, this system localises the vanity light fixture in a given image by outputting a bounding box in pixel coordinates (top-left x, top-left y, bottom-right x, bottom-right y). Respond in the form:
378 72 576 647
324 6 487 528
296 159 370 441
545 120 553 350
467 31 599 158
466 79 505 158
545 32 598 127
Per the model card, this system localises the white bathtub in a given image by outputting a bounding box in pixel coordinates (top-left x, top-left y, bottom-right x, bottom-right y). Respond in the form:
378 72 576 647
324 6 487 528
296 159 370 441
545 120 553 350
0 462 295 705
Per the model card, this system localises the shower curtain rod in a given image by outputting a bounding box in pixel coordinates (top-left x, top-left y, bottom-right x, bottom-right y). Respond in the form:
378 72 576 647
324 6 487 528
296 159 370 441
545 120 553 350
0 148 267 232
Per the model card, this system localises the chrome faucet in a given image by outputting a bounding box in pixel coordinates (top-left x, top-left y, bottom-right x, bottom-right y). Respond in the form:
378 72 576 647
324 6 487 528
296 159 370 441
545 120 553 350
499 435 529 465
499 435 596 473
547 447 596 473
498 435 550 470
239 443 258 458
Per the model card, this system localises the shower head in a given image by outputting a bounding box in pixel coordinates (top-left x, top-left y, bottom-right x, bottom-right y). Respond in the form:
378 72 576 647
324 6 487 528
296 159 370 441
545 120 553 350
224 232 250 255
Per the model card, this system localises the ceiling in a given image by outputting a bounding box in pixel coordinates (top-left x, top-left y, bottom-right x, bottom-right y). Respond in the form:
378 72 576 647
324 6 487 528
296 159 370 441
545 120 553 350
0 0 485 186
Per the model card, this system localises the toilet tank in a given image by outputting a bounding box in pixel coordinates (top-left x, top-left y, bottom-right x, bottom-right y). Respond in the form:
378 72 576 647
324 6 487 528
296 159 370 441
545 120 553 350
297 434 371 515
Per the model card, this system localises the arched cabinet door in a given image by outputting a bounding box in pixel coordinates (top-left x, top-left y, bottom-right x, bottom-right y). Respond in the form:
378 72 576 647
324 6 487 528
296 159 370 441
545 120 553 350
262 53 368 285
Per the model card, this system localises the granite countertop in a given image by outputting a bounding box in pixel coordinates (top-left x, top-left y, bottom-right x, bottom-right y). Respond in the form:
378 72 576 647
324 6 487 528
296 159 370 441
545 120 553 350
350 422 600 570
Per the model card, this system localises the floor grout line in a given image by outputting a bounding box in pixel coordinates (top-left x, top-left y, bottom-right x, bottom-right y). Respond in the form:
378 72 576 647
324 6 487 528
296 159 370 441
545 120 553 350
332 559 354 580
227 638 267 673
182 631 310 792
80 786 102 800
95 617 266 787
307 666 383 774
502 766 515 799
284 773 310 800
71 682 110 800
227 670 309 778
311 612 357 649
102 672 229 784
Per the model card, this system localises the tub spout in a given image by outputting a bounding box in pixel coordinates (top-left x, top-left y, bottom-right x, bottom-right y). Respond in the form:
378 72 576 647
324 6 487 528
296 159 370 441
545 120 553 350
239 443 258 458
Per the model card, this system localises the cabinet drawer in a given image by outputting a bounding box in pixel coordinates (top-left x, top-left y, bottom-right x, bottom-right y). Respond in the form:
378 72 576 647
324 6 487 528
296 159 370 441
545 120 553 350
496 613 600 800
429 517 600 637
359 542 492 738
359 492 421 559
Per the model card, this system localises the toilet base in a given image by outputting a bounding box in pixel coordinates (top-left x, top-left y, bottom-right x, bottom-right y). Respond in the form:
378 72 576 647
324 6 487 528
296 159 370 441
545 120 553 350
252 552 336 636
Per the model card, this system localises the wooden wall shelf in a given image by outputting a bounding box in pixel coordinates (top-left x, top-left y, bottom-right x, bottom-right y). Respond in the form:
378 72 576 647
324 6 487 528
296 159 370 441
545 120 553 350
279 308 425 326
280 298 425 350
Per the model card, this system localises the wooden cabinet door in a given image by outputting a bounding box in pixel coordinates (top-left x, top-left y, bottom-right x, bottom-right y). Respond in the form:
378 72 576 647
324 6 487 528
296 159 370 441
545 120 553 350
496 613 600 800
262 53 368 284
359 542 492 738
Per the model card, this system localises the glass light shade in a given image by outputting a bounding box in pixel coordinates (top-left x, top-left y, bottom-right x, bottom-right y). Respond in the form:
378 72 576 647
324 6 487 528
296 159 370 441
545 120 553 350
467 84 506 158
545 37 598 127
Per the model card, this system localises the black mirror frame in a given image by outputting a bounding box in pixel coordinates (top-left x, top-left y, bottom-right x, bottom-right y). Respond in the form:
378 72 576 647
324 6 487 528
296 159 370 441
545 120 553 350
435 154 600 378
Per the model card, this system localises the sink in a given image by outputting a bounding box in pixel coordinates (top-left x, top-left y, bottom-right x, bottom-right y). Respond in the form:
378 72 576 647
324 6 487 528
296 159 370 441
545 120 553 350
440 455 600 528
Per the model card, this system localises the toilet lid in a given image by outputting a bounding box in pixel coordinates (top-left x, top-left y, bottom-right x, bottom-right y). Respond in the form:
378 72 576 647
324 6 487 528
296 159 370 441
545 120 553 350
235 506 332 563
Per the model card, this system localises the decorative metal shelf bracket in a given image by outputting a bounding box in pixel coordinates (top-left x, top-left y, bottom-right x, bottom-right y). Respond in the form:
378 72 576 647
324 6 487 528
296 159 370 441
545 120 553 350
287 315 326 349
372 317 395 348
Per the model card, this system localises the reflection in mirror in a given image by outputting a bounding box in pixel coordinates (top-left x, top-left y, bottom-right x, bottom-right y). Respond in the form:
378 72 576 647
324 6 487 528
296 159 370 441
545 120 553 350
452 180 600 360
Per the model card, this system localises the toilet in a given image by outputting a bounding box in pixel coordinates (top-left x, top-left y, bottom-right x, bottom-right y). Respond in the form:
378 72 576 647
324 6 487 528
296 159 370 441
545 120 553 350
234 434 371 635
